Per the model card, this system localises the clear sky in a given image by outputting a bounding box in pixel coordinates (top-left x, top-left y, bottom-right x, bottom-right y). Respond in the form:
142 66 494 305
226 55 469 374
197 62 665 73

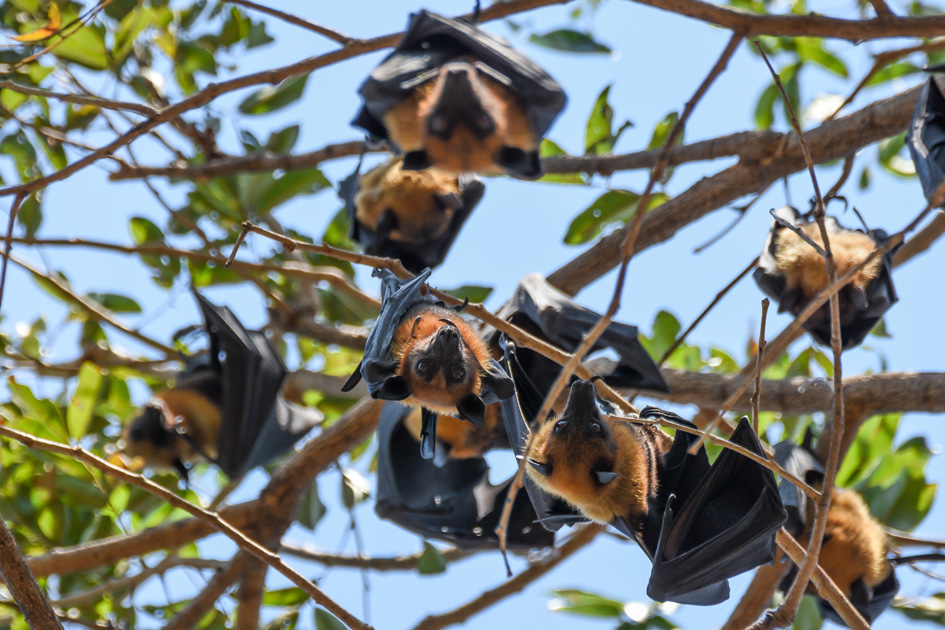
2 0 944 628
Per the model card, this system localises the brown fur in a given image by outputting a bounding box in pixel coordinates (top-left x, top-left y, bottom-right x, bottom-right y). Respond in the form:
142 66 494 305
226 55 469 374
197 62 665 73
391 303 492 414
403 403 502 458
382 60 535 175
525 414 656 525
774 224 882 300
800 488 891 597
355 157 461 243
123 388 221 469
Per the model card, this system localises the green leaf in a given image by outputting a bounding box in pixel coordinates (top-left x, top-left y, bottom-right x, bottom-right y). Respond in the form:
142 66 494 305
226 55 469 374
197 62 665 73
640 310 682 363
755 84 778 129
263 587 309 606
441 285 493 303
796 39 847 78
867 61 919 86
16 194 42 237
870 318 891 338
529 29 611 54
239 74 308 115
66 363 104 439
129 217 165 245
114 7 157 64
648 112 681 151
87 293 142 313
564 190 669 245
297 481 326 531
314 608 347 630
793 595 823 630
585 85 632 155
538 139 585 184
418 543 447 575
53 25 108 70
549 589 624 618
895 592 945 623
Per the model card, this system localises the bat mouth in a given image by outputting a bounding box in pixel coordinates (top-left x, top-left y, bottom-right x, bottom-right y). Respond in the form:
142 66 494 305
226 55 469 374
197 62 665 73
427 66 496 140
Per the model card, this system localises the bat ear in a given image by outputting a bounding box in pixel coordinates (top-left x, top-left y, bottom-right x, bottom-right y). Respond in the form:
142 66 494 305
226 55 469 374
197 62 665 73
527 457 551 477
402 150 432 171
434 191 463 211
841 283 870 310
364 359 399 383
375 376 411 401
341 362 364 392
495 147 542 180
594 470 619 485
482 369 515 400
778 288 802 314
456 393 486 426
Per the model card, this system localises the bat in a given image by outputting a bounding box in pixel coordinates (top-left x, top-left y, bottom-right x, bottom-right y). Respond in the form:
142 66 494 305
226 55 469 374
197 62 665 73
775 439 899 625
124 293 323 480
339 156 485 274
402 399 505 464
341 268 514 460
375 402 555 550
351 10 566 179
494 273 670 397
512 378 786 605
753 205 899 350
906 73 945 203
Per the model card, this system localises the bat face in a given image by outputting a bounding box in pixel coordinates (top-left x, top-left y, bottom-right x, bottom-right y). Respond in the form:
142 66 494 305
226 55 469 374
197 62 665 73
525 380 651 524
383 60 539 177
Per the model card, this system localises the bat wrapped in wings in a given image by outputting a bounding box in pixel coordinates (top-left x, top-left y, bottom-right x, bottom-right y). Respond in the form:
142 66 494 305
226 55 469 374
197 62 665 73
124 293 322 480
341 268 514 461
906 72 945 203
775 439 899 626
375 402 554 550
508 377 786 605
339 156 486 274
753 205 899 350
352 10 566 178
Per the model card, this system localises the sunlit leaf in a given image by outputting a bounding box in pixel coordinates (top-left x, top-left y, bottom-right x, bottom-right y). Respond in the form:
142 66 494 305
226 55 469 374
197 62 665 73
549 589 624 617
67 362 104 439
529 29 611 53
314 608 347 630
239 74 308 115
418 543 447 575
441 285 492 303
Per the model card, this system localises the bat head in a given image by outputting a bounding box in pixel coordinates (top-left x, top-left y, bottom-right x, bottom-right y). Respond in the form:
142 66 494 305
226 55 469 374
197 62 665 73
124 402 187 479
426 63 498 141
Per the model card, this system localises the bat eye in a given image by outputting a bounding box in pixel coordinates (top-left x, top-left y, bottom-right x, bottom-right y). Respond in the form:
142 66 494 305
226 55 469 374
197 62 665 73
553 419 568 433
450 367 466 382
590 422 602 434
416 359 433 377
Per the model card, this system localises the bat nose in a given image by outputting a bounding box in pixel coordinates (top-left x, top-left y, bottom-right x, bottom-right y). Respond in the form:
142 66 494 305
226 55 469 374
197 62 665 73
561 379 601 423
427 65 495 140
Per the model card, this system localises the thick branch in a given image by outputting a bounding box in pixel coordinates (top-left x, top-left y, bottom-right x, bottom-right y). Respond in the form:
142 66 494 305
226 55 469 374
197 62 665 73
0 516 62 629
164 553 249 630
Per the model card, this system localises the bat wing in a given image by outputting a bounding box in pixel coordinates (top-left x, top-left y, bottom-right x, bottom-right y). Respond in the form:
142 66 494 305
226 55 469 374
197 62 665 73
753 206 900 350
907 76 945 203
194 294 309 478
645 415 787 605
818 570 899 626
773 439 824 534
375 403 553 549
344 268 435 397
502 273 668 392
353 10 566 146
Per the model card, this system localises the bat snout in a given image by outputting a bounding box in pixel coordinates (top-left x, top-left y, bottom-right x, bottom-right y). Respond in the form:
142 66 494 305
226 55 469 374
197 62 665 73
426 66 496 140
559 380 607 437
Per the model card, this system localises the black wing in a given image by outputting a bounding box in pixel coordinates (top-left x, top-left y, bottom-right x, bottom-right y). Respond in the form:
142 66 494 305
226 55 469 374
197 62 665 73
907 75 945 203
500 273 668 392
352 10 565 147
374 403 554 550
194 293 320 478
644 413 787 605
753 205 899 350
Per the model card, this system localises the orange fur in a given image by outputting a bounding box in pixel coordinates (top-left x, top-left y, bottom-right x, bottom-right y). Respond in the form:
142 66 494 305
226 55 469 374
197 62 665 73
355 157 461 243
403 403 502 458
124 388 220 469
526 415 654 525
774 224 882 300
800 488 891 597
390 303 492 414
382 60 534 175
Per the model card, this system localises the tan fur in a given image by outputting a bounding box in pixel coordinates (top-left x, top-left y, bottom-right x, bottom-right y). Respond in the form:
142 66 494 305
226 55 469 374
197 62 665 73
526 416 654 525
774 224 882 300
382 60 534 175
390 304 492 414
123 388 220 469
403 403 502 458
801 488 891 597
355 157 461 243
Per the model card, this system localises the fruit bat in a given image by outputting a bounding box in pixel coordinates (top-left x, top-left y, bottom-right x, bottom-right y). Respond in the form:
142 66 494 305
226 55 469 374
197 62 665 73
351 10 566 179
375 402 554 550
341 268 514 460
339 156 485 274
124 293 323 480
753 205 899 350
512 379 786 605
402 399 505 465
774 440 899 626
906 73 945 203
494 273 670 397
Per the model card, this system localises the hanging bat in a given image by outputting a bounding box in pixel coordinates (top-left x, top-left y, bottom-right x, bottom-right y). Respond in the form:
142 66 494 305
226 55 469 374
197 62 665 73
775 440 899 625
375 402 554 550
906 73 945 203
341 268 514 460
124 293 323 481
402 400 505 465
753 206 899 350
352 10 566 179
339 156 485 274
494 273 670 397
514 378 785 605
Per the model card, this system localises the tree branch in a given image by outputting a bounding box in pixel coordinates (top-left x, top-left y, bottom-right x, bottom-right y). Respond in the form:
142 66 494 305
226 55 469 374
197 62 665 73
279 543 474 571
0 516 62 629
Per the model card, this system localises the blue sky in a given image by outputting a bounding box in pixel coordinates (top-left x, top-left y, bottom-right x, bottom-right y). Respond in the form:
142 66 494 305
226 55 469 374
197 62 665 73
2 0 944 628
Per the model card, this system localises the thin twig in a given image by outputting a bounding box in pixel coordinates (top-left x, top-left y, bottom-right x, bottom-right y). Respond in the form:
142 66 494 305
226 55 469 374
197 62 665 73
0 80 157 116
225 0 355 44
280 543 475 571
751 299 770 431
0 194 25 316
